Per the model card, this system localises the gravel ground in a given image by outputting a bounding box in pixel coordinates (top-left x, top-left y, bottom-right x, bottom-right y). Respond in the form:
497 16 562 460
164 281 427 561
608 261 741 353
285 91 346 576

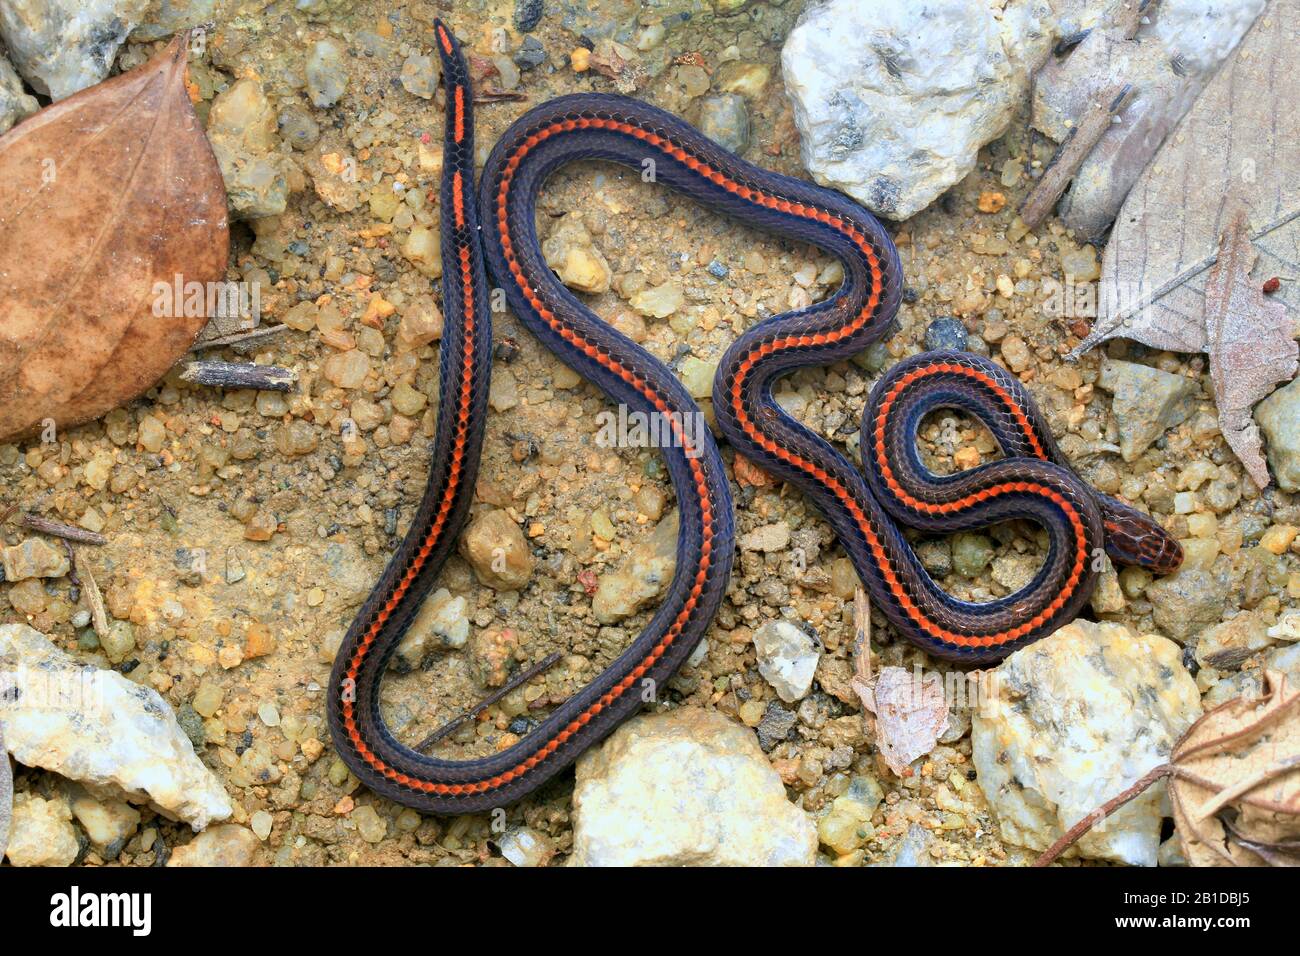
2 0 1297 867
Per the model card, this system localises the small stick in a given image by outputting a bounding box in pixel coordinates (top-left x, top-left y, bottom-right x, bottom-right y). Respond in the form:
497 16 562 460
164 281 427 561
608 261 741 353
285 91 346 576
415 652 562 752
1121 0 1156 40
1032 762 1173 866
474 89 527 103
191 324 289 354
179 361 297 392
22 514 107 545
848 588 878 718
74 549 110 639
63 541 79 587
1019 82 1134 230
852 587 872 685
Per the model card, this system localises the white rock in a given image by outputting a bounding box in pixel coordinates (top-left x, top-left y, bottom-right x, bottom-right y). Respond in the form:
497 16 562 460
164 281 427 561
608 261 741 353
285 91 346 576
752 619 820 703
6 792 79 866
498 826 556 867
972 620 1201 866
0 0 151 100
0 623 233 830
1152 0 1265 75
783 0 1055 219
569 707 817 866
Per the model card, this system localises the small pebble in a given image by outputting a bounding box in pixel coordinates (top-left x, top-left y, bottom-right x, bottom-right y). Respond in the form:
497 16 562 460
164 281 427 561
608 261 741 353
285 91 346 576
251 810 274 841
698 93 751 154
514 36 546 71
400 53 440 99
352 805 387 843
278 107 319 150
305 39 348 108
923 316 968 352
499 826 555 866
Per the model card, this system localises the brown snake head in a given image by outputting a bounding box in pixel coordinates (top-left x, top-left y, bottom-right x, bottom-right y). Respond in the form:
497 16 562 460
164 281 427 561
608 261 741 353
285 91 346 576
1103 509 1184 575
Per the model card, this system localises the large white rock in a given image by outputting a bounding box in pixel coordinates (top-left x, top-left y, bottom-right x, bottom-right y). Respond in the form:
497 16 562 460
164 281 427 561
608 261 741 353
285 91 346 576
569 707 817 866
972 620 1201 866
0 623 233 830
783 0 1056 219
0 0 151 100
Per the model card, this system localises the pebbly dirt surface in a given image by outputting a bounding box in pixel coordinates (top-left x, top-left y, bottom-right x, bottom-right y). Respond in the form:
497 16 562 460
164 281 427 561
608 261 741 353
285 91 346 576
1 0 1296 867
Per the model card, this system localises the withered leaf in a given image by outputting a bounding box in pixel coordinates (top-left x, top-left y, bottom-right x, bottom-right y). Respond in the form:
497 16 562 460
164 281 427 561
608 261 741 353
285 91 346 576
1069 0 1300 486
849 590 949 776
0 35 229 442
854 665 949 778
1202 210 1297 488
1170 670 1300 867
1072 0 1300 354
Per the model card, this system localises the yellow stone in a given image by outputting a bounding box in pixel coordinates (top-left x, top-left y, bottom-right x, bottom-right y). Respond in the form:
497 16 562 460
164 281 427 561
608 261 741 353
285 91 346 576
1259 524 1297 555
361 294 397 327
244 622 276 659
401 225 442 278
554 245 610 293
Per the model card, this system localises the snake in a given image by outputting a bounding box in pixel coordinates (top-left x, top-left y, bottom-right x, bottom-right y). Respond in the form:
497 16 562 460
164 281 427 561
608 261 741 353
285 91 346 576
327 21 1182 813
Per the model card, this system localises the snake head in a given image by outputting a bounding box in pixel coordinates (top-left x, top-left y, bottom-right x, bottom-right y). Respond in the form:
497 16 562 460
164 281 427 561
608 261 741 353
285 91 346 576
1100 500 1184 575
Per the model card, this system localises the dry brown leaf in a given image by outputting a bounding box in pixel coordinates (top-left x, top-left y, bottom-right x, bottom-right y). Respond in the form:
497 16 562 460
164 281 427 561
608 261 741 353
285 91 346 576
0 35 229 442
849 589 949 776
1069 0 1300 485
1073 0 1300 352
854 665 949 777
1169 670 1300 867
1201 210 1297 488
